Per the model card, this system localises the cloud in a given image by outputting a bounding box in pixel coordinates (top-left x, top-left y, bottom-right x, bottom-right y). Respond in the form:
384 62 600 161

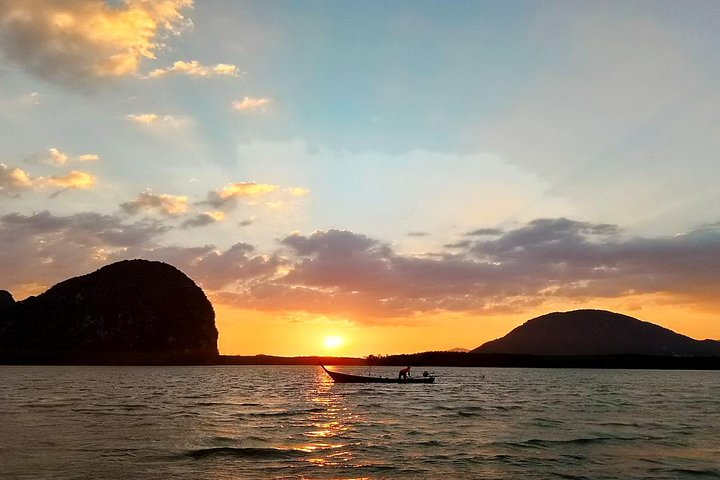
43 170 96 190
288 187 310 197
125 113 193 133
181 211 225 228
232 97 271 112
444 240 471 249
407 232 429 237
282 229 378 257
48 148 68 165
3 211 720 321
0 210 169 295
238 217 257 227
121 190 189 216
126 113 160 124
147 60 239 78
44 148 100 165
175 242 280 290
465 228 503 236
233 220 720 320
0 210 278 297
204 182 279 209
0 0 192 88
0 163 95 196
0 163 33 195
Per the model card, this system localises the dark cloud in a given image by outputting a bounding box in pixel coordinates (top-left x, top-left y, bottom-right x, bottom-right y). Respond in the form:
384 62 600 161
465 228 503 236
282 229 379 257
0 211 169 293
181 212 222 229
0 210 282 299
265 221 720 319
407 231 428 237
145 242 280 291
4 212 720 321
444 240 471 249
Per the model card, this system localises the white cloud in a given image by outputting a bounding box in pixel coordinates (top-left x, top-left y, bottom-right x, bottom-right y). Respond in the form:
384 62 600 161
232 97 271 112
45 148 99 165
147 60 240 78
77 154 100 162
48 148 68 165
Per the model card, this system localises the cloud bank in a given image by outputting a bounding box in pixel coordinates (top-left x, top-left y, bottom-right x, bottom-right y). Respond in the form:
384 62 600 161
2 211 719 322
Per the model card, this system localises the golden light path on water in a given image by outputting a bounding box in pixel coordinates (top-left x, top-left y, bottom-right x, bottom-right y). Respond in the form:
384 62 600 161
302 368 356 470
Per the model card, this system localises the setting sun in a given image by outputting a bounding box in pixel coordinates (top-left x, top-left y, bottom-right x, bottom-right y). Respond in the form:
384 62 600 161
323 336 345 350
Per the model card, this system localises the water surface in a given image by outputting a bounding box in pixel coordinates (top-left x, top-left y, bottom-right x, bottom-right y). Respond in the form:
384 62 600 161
1 366 718 479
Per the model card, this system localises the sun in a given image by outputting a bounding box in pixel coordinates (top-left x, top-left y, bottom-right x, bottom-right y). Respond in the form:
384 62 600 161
323 335 345 350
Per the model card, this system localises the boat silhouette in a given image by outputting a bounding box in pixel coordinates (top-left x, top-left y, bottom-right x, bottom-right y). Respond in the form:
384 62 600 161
320 365 435 383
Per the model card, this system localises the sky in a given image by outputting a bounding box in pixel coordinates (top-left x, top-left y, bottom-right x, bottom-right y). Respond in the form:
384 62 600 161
1 0 719 356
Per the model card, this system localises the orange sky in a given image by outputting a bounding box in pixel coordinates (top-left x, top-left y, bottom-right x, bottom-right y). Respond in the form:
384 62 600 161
215 297 720 357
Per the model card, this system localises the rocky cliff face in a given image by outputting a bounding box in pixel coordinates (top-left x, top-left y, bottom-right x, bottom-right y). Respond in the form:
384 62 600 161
473 309 720 356
0 260 218 364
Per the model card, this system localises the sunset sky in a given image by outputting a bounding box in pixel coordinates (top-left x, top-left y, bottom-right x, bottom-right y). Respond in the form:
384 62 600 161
1 0 719 356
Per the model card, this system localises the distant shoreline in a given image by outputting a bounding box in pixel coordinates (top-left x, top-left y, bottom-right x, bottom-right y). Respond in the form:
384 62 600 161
2 352 720 369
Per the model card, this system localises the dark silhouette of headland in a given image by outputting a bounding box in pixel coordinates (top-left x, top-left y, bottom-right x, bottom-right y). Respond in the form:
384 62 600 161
0 260 218 364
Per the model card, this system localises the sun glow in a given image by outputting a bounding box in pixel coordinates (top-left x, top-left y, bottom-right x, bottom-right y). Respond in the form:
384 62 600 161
323 335 345 350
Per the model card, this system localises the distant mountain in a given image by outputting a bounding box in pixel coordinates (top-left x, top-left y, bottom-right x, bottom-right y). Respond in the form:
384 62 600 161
447 347 469 353
0 260 218 364
473 309 720 356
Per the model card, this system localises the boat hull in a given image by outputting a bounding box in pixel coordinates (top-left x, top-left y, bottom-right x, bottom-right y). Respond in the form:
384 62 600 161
321 365 435 384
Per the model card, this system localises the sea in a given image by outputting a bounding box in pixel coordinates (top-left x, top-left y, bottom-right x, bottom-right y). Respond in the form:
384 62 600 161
1 366 718 479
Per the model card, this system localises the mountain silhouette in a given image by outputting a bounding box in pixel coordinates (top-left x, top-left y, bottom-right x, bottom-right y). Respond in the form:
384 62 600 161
0 260 218 364
473 309 720 356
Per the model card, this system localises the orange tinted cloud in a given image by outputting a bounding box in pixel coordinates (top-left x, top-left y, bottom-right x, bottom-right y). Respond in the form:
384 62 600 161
0 164 34 194
1 164 96 195
204 182 279 209
43 170 96 190
0 0 192 87
288 187 310 197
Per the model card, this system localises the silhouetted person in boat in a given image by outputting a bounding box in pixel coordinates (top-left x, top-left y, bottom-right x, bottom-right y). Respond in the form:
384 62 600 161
399 366 411 380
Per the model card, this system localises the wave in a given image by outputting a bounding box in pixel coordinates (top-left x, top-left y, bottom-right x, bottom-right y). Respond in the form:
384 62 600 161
519 436 643 448
237 407 326 418
185 446 307 460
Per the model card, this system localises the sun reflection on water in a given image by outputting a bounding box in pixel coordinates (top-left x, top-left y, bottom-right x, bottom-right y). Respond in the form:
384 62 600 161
296 367 365 470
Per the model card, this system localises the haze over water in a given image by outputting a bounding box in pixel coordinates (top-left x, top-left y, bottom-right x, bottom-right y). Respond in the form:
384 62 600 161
2 366 718 479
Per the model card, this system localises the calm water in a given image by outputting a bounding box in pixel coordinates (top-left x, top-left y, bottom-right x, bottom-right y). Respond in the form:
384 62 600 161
1 366 719 479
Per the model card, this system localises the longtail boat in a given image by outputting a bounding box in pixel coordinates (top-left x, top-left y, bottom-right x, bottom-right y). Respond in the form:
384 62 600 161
320 365 435 384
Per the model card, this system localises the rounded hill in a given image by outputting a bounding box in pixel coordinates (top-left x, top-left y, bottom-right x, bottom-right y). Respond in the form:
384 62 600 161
473 309 720 356
0 260 218 363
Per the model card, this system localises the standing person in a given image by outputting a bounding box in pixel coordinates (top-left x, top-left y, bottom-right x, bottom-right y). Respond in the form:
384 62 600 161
398 366 411 380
